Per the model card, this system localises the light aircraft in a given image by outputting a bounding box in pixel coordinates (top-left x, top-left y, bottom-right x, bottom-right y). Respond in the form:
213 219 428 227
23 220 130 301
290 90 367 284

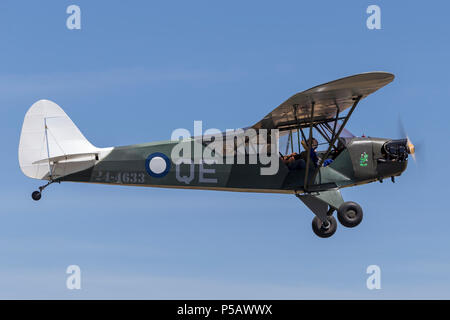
18 72 414 238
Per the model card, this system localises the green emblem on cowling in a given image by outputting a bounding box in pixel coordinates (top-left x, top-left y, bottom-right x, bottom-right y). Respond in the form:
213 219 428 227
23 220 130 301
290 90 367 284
360 152 369 167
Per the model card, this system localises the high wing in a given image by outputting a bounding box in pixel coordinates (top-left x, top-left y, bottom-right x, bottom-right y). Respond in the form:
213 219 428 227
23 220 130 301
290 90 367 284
252 72 394 131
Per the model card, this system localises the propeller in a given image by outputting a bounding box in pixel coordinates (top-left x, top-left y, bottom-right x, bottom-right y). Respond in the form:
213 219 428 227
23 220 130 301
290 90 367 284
398 118 417 163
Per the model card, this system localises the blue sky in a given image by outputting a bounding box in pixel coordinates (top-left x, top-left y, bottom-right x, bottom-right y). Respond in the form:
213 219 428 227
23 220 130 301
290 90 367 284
1 0 450 299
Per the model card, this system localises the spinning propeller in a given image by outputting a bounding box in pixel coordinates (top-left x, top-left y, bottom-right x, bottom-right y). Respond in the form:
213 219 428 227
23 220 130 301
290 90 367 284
399 118 417 163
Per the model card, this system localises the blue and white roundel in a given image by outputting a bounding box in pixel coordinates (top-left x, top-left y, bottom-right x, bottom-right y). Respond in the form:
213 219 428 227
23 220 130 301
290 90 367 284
145 152 171 178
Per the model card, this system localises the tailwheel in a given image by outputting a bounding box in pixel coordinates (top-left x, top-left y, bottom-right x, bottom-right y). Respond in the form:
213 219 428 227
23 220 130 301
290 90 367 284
31 191 42 201
312 216 337 238
337 201 363 228
31 180 57 201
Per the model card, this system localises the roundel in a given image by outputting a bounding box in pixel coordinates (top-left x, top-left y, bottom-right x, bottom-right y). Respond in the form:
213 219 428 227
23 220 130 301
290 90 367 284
145 152 171 178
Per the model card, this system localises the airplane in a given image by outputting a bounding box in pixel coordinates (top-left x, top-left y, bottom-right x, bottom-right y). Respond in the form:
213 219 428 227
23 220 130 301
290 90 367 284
18 71 414 238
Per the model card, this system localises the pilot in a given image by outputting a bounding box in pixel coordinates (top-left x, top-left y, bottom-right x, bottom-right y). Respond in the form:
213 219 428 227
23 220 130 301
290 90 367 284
299 138 319 167
281 137 320 170
281 152 305 170
322 139 345 166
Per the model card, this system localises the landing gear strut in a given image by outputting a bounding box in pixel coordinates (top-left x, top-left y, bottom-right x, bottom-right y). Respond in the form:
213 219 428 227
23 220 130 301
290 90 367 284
296 190 364 238
31 180 57 201
296 190 343 238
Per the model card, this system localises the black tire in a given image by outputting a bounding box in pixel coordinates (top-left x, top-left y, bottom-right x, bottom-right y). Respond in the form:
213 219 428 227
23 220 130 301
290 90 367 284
312 216 337 238
31 191 41 201
337 201 363 228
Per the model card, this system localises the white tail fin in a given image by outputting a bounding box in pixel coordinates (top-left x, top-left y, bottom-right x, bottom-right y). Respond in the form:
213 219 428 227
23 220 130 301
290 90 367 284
18 99 109 180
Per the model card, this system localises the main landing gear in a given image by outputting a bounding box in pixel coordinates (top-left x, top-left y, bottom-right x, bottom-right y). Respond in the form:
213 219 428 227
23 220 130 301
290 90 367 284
312 215 337 238
31 180 58 201
296 190 364 238
337 201 363 228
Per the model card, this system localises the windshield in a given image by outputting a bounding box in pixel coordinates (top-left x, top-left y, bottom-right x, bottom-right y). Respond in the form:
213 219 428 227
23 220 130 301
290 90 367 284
335 122 355 139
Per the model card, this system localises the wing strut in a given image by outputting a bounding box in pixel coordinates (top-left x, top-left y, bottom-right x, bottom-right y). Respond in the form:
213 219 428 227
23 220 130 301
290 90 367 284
293 104 302 153
285 130 292 154
308 95 362 188
303 101 315 190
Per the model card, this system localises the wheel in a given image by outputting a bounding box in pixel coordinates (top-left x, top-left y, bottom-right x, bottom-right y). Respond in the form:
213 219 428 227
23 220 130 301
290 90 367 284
337 201 363 228
312 216 337 238
31 191 41 201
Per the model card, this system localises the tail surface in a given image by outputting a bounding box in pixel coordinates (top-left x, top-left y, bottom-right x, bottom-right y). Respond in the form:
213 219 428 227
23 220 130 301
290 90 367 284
18 99 110 180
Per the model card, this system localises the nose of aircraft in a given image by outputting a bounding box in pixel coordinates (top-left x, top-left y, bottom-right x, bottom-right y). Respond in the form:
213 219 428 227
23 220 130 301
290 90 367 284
383 139 410 161
372 138 410 180
383 138 415 163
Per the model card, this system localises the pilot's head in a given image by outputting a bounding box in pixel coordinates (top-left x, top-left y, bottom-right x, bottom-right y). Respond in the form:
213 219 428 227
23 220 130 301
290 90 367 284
302 138 318 150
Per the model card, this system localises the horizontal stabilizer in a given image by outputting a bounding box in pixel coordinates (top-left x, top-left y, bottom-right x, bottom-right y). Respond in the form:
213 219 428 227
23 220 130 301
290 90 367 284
32 152 99 165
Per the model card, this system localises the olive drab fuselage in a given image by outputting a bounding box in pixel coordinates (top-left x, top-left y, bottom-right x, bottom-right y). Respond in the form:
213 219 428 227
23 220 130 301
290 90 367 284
59 136 408 193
